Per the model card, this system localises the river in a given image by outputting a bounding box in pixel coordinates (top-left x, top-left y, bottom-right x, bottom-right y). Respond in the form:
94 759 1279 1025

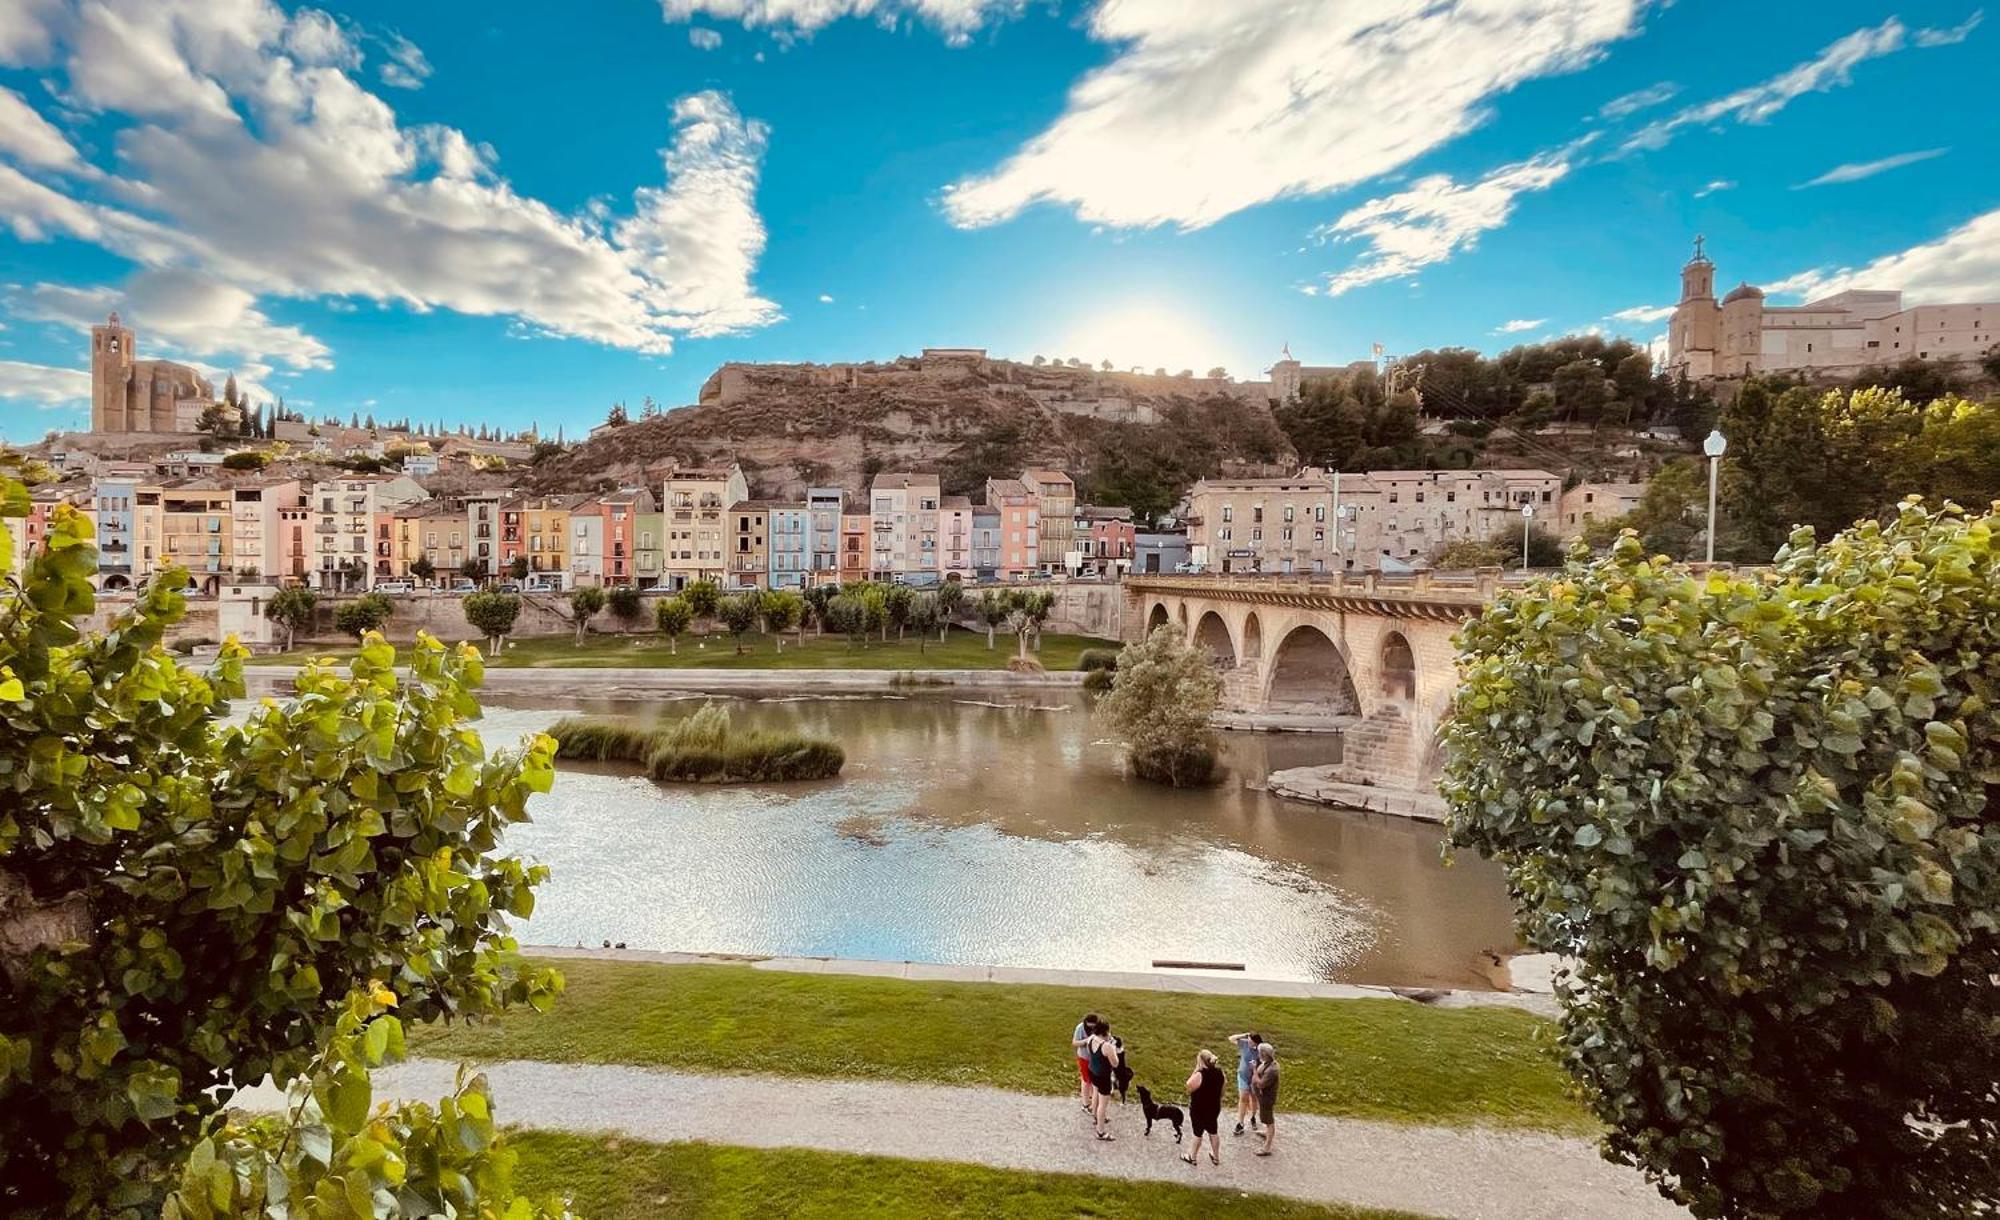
465 690 1521 989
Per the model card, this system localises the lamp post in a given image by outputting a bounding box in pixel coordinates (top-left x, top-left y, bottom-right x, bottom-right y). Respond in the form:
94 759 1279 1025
1703 429 1728 564
1520 502 1534 571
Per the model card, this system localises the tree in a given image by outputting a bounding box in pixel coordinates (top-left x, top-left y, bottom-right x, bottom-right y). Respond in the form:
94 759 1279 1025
568 584 606 645
883 583 914 640
606 584 644 623
716 592 761 653
1206 366 1228 380
682 578 720 619
1443 506 2000 1219
332 591 392 639
1983 343 2000 384
460 557 484 584
654 595 693 653
1430 538 1511 569
1551 358 1611 423
1094 625 1223 787
1008 588 1054 657
196 402 241 438
934 579 966 639
826 590 882 647
0 477 561 1214
761 587 804 649
410 554 436 583
1612 351 1655 409
220 450 266 471
907 592 940 653
462 591 521 656
978 590 1011 649
802 583 837 637
604 402 629 428
507 556 529 581
264 585 317 649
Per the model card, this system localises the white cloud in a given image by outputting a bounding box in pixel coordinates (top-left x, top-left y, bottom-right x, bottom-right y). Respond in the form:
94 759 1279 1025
1493 318 1545 334
0 84 83 170
0 0 65 64
1596 80 1677 119
1914 10 1983 46
1621 16 1973 153
817 292 834 303
377 32 432 89
943 0 1643 231
3 0 780 358
659 0 1018 47
689 27 723 50
12 269 333 371
1693 179 1734 198
1310 148 1578 296
1767 209 2000 306
0 359 89 406
1795 147 1947 188
1608 303 1674 323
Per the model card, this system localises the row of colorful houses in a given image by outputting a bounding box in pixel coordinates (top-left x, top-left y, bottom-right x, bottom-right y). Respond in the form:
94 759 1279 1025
9 461 1118 593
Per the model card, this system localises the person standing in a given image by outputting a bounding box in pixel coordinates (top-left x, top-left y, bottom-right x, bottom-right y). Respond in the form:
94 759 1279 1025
1252 1042 1281 1156
1072 1012 1100 1113
1087 1020 1120 1140
1182 1048 1226 1166
1228 1031 1262 1135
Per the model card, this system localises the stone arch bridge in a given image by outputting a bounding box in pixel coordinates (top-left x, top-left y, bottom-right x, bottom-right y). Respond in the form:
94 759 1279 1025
1122 572 1509 795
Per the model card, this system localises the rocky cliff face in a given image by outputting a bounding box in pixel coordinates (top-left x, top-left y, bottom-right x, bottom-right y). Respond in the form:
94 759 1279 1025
533 357 1296 500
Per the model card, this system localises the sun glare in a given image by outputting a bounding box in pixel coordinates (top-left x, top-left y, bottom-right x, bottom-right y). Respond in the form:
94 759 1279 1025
1054 302 1238 376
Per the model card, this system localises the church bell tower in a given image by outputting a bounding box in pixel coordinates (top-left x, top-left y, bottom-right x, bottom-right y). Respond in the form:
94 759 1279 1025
91 311 135 433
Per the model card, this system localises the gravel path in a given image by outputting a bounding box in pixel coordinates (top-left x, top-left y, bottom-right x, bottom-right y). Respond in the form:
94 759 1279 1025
234 1058 1683 1220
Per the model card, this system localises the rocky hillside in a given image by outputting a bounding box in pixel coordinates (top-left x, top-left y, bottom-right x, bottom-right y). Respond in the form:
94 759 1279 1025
530 361 1295 502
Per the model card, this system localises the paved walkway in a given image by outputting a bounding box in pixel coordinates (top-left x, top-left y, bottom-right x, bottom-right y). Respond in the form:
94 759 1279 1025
234 1059 1681 1220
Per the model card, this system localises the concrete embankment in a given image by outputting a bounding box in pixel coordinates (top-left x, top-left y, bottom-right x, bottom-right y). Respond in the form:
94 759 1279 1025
1266 765 1450 824
240 665 1088 698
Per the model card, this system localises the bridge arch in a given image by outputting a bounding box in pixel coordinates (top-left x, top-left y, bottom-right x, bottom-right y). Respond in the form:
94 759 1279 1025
1240 611 1264 663
1146 602 1170 634
1379 630 1417 703
1263 624 1361 714
1192 610 1236 667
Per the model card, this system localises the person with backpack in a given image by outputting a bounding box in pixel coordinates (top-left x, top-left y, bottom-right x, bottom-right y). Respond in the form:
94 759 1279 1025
1071 1011 1100 1112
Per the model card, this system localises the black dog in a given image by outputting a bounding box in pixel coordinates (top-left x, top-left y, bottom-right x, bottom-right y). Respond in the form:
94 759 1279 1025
1111 1036 1134 1102
1136 1085 1185 1143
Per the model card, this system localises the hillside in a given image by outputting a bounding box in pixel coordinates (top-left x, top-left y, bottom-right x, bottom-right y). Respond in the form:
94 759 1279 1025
530 353 1296 505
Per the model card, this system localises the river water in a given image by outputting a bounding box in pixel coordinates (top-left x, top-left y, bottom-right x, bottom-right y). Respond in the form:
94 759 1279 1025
468 691 1521 989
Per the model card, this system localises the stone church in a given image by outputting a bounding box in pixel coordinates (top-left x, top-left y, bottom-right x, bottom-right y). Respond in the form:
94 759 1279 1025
90 312 217 433
1668 237 1998 382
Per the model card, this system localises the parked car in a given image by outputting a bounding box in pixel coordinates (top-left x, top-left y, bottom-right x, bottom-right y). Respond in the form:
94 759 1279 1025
523 574 565 593
497 581 522 593
448 580 479 595
373 580 415 595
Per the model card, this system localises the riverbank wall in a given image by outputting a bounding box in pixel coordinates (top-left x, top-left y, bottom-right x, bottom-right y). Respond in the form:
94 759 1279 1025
241 665 1090 698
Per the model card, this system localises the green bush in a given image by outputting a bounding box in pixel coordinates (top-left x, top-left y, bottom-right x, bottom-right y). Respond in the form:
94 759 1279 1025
547 706 843 783
1077 648 1119 672
1130 742 1217 787
1082 668 1115 693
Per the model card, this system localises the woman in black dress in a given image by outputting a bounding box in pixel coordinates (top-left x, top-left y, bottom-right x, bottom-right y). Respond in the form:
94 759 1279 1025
1183 1048 1225 1165
1086 1021 1120 1140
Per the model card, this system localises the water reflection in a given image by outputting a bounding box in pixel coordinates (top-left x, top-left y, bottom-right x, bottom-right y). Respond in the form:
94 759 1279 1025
472 692 1520 989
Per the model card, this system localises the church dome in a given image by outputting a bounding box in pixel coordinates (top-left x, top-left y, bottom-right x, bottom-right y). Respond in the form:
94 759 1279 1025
1723 282 1765 304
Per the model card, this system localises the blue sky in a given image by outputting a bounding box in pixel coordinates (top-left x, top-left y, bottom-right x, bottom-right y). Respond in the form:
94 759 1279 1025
1 0 1994 441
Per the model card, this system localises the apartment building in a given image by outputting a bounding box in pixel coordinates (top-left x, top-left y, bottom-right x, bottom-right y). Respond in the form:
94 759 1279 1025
806 487 843 584
1366 470 1561 562
1185 470 1339 575
375 502 430 581
463 490 506 580
940 495 973 579
983 477 1040 579
728 501 772 589
1020 469 1076 572
839 511 870 583
868 471 942 584
413 501 468 576
971 504 1001 578
1559 481 1647 539
768 502 809 589
662 464 747 589
634 504 663 588
93 472 140 587
569 502 602 589
597 488 654 586
501 495 574 579
157 482 236 592
310 475 429 589
229 478 299 583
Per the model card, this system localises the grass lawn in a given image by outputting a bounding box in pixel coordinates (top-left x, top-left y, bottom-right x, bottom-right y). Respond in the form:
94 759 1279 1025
508 1131 1421 1219
415 960 1589 1135
247 626 1110 671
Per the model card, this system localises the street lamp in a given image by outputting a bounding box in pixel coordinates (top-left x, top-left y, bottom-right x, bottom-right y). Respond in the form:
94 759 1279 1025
1703 429 1728 564
1519 502 1534 571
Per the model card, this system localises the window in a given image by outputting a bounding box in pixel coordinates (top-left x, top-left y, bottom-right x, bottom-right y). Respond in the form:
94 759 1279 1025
1283 505 1295 523
1388 491 1400 504
1220 506 1232 523
1314 505 1326 522
1446 491 1456 503
1414 491 1425 503
1251 527 1262 542
1252 506 1263 524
